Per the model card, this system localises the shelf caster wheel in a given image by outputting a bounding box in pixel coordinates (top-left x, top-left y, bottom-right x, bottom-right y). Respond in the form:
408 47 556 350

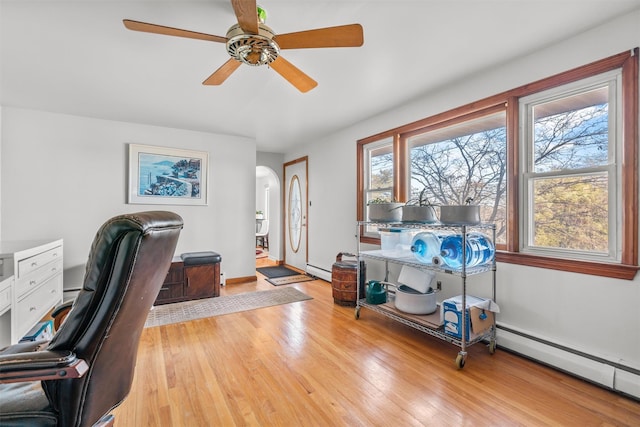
455 353 466 369
354 306 361 320
489 339 497 354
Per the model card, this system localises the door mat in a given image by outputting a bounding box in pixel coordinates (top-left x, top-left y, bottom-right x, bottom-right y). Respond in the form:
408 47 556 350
266 274 315 286
145 287 312 328
256 266 301 278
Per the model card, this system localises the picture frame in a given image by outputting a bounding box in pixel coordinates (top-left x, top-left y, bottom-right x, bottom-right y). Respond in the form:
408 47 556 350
128 143 208 206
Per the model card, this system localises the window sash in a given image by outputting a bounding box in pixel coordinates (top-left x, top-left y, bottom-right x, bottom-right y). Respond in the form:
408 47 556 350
362 138 394 236
522 168 616 262
519 71 621 262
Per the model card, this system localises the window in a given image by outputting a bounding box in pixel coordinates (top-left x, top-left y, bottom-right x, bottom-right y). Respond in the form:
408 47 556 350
357 49 638 279
359 137 395 237
363 137 394 205
407 109 507 245
520 75 619 262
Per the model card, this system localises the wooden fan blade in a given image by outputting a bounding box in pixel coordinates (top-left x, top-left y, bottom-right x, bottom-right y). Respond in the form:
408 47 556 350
123 19 227 43
231 0 258 34
202 59 242 85
275 24 364 49
269 56 318 93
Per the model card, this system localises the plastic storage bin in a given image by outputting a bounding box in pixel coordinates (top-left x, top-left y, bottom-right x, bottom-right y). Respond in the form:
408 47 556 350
379 228 416 257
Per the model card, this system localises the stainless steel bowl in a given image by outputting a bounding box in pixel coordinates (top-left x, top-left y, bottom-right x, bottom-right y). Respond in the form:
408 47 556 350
394 284 437 315
401 205 438 223
440 205 481 225
368 203 403 222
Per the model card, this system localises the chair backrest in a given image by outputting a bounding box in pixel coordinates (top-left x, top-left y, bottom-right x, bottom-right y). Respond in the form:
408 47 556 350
45 211 183 427
257 219 269 235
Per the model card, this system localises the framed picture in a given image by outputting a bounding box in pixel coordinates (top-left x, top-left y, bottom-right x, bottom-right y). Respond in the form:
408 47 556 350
128 144 208 205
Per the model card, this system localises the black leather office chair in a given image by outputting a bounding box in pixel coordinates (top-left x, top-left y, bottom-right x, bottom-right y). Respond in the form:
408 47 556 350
0 211 183 427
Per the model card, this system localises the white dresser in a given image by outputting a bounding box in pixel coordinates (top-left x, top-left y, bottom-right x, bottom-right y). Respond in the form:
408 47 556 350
0 239 63 347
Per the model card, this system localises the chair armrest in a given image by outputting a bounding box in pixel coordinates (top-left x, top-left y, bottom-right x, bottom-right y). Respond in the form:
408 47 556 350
0 339 48 355
51 300 74 319
52 300 74 330
0 349 89 383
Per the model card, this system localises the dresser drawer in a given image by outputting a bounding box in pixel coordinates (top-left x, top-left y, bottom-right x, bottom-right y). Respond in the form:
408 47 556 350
17 245 63 278
15 259 63 299
15 274 62 339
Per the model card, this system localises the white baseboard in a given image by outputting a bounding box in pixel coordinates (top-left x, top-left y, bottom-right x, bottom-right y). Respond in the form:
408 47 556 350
615 369 640 398
306 264 332 282
497 325 639 399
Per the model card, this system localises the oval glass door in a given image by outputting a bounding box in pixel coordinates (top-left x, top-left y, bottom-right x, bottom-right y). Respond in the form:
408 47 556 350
288 175 302 252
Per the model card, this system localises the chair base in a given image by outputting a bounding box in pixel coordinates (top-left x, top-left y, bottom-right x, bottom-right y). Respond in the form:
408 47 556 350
256 235 269 249
94 414 114 427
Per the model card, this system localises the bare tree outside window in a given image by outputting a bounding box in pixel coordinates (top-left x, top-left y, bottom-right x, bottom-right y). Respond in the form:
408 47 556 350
366 142 394 203
409 113 508 243
528 87 610 253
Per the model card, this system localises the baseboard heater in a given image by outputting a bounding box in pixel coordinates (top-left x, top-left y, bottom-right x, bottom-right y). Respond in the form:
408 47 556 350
306 264 332 282
497 323 640 400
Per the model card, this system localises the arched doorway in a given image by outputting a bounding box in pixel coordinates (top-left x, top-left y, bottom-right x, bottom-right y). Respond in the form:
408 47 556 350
256 166 281 261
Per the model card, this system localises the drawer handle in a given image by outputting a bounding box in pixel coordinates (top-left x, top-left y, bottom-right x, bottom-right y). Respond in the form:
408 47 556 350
30 280 37 286
160 287 169 291
51 267 57 272
51 289 57 294
31 262 38 267
53 253 58 257
30 306 37 312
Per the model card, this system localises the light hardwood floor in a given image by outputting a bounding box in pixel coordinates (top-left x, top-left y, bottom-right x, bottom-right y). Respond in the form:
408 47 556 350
112 257 640 426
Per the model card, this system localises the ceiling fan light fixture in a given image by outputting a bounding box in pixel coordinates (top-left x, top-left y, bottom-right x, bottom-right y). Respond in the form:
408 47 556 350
226 23 280 66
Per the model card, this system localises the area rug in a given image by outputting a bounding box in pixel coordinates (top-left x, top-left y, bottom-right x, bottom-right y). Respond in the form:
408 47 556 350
145 287 313 328
266 274 315 286
256 249 268 259
256 266 301 278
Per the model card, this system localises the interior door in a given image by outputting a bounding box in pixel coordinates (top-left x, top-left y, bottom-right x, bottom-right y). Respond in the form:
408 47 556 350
284 157 308 271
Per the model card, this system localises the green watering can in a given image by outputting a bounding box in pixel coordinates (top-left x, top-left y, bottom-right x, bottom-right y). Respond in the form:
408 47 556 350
366 280 387 305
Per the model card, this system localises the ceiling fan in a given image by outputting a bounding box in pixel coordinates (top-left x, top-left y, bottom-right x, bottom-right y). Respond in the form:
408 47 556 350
123 0 364 93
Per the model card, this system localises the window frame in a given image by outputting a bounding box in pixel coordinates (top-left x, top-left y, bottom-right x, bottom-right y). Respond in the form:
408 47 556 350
360 137 396 239
357 49 638 279
362 137 395 204
404 105 509 248
519 71 621 262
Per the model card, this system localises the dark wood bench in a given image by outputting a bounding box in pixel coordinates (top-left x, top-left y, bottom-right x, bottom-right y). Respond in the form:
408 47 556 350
154 251 221 305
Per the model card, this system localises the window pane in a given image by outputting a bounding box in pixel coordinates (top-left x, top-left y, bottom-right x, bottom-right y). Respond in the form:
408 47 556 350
363 139 395 230
369 144 393 191
533 87 609 173
409 112 507 243
532 173 608 252
366 191 394 204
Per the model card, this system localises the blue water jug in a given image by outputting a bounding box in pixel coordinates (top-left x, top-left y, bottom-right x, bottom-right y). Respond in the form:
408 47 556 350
411 231 447 264
439 232 494 269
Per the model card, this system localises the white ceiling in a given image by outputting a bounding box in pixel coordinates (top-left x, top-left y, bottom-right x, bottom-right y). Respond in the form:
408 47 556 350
2 0 640 153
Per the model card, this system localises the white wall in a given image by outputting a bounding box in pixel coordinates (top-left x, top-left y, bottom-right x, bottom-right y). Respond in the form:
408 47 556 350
255 175 269 218
0 105 2 242
0 107 257 283
286 10 640 396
